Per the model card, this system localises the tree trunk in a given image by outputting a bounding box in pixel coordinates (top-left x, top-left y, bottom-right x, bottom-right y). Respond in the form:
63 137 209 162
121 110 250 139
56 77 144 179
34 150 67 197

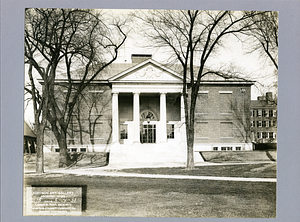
186 126 195 170
35 130 44 173
58 132 71 168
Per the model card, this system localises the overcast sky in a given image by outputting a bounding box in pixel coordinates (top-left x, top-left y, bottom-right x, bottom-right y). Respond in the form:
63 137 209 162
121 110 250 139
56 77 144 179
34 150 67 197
24 9 278 123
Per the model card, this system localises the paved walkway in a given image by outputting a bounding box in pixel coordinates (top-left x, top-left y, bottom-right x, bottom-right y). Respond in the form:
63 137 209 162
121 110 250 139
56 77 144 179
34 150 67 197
38 161 277 183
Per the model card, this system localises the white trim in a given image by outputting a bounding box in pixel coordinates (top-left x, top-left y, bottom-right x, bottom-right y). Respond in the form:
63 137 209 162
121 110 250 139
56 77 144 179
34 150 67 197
219 91 233 94
109 59 185 81
88 90 104 93
198 91 209 94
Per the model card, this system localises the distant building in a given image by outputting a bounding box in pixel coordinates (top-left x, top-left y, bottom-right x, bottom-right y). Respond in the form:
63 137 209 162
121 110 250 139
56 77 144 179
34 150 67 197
42 54 255 164
250 92 277 149
24 121 36 153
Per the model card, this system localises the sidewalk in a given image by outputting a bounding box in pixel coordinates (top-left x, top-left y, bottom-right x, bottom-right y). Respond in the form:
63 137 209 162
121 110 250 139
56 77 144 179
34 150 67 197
33 161 277 183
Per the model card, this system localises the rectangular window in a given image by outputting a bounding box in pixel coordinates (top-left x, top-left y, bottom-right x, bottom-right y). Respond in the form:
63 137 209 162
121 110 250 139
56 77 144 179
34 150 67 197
253 109 258 117
257 121 262 127
221 147 232 151
251 121 255 127
273 120 277 127
167 124 175 139
219 92 232 114
70 148 77 152
80 148 87 152
91 122 104 144
196 92 209 114
196 122 209 139
262 132 268 138
262 121 266 127
236 147 241 151
257 132 261 139
273 110 277 117
269 110 273 117
213 147 218 151
269 132 274 139
262 110 267 117
257 110 262 117
120 124 128 139
220 122 233 138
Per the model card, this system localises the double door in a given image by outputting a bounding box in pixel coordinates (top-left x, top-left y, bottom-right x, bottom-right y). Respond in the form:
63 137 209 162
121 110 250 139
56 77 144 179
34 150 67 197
141 124 156 143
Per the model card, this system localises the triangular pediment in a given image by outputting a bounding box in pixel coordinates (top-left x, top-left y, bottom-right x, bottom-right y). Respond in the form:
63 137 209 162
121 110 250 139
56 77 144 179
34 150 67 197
109 59 183 82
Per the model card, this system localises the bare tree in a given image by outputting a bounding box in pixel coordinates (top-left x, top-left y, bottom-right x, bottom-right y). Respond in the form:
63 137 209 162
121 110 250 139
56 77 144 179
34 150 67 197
243 11 278 70
229 97 252 145
136 10 262 169
24 63 49 173
25 8 127 169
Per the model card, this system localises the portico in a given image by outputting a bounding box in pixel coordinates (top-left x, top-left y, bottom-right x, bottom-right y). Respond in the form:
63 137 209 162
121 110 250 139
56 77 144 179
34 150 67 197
108 59 191 165
111 87 184 146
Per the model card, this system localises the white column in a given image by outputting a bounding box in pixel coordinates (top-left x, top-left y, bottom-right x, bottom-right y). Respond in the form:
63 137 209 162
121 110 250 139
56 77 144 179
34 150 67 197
133 92 140 143
160 93 167 143
181 94 185 123
181 94 187 142
112 93 119 144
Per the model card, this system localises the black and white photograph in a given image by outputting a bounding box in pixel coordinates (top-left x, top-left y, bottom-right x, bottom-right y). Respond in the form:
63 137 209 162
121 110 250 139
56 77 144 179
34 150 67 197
21 8 279 218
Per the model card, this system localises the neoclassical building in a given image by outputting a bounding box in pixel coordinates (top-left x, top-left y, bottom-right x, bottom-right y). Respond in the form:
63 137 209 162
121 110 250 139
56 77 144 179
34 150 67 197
43 54 254 165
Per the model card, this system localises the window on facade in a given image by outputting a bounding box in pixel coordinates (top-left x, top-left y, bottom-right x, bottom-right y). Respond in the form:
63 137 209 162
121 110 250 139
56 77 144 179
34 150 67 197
262 109 268 117
213 147 218 151
251 121 255 127
257 132 261 139
68 115 79 145
262 121 266 127
220 122 233 138
167 124 175 139
236 147 241 151
269 132 274 139
55 148 60 152
257 110 262 117
262 132 268 139
120 124 128 139
253 109 258 117
219 92 232 114
70 148 77 152
221 147 232 151
80 148 87 152
273 120 277 127
91 122 104 144
269 110 273 117
257 121 262 127
273 110 277 117
196 122 209 138
196 92 209 114
67 138 75 145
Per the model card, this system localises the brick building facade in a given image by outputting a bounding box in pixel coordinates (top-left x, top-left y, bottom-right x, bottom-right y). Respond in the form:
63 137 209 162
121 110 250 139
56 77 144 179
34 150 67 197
250 92 277 149
43 55 254 164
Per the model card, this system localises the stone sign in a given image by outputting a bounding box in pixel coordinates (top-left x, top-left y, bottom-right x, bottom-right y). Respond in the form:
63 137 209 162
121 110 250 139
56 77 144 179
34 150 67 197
25 186 85 216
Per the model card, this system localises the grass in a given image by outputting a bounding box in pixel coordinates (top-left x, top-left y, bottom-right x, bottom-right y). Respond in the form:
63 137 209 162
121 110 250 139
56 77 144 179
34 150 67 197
23 151 277 217
24 173 276 218
118 162 277 178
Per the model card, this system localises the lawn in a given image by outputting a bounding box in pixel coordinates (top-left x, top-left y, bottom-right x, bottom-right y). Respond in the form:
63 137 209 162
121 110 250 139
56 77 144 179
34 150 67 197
118 162 277 178
24 169 276 218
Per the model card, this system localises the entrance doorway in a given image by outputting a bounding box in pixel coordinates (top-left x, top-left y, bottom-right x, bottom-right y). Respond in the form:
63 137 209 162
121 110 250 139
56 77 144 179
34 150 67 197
141 124 156 143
